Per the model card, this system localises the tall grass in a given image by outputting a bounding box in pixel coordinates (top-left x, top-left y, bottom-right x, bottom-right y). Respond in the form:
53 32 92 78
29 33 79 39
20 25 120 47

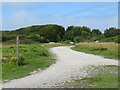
72 42 119 59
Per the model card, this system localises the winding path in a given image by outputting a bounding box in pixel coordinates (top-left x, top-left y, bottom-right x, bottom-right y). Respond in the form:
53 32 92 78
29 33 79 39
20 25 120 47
3 46 118 88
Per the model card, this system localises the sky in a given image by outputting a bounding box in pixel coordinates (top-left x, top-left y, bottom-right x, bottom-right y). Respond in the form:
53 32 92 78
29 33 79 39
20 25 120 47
1 2 118 32
2 0 120 2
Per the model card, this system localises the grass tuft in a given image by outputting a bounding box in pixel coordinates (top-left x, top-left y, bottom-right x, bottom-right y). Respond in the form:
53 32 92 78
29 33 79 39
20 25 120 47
63 65 118 88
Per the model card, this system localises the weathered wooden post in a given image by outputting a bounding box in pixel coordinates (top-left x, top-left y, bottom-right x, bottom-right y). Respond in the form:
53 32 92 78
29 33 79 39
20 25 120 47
16 36 19 65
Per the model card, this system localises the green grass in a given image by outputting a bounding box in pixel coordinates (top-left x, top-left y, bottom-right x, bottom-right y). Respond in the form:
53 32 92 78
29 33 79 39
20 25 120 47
63 65 119 88
71 43 119 59
2 43 73 81
0 62 2 82
2 44 56 81
44 44 73 49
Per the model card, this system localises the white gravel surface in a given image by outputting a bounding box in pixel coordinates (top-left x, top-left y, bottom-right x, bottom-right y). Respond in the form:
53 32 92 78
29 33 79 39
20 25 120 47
2 46 118 88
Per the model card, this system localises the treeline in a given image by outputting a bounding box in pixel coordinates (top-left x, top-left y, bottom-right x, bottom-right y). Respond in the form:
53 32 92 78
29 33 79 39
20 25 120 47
1 24 120 43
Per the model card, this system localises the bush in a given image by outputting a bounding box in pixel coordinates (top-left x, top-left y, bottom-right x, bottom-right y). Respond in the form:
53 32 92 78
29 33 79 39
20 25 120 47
61 40 71 44
100 36 119 43
39 51 48 56
18 55 25 66
45 39 50 43
92 48 108 51
74 36 85 43
2 35 17 42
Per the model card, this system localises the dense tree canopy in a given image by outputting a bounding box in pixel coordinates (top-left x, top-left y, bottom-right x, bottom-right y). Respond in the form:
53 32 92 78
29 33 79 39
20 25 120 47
104 27 120 38
1 24 119 43
2 24 65 42
63 26 91 41
92 29 102 35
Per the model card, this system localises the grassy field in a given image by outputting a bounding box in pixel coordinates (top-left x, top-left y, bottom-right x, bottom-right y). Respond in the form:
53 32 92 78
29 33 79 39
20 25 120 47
71 42 119 59
2 44 56 81
63 65 119 88
2 43 72 81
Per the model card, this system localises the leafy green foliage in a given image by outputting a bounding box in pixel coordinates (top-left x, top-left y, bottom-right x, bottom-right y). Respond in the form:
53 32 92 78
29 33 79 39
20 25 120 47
63 65 118 88
18 55 25 66
2 35 17 42
2 24 65 43
63 26 91 42
2 24 119 43
92 29 102 35
61 40 71 44
100 36 120 43
74 36 84 43
104 27 120 38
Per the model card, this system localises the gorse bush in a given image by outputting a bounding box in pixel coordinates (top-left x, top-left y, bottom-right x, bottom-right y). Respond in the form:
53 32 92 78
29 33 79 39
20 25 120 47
2 35 17 42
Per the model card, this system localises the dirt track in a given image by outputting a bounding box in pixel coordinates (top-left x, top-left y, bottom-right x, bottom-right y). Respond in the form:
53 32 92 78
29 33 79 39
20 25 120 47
3 46 118 88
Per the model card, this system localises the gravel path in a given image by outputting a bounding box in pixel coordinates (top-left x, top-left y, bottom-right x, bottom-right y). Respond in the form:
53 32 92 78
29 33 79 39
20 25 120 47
3 46 118 88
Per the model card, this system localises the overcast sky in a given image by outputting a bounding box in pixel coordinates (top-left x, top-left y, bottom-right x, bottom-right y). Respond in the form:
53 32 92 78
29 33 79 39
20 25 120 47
2 2 118 32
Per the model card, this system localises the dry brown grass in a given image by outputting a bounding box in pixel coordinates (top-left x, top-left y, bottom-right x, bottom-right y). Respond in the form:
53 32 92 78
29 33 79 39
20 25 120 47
77 42 119 50
1 44 16 48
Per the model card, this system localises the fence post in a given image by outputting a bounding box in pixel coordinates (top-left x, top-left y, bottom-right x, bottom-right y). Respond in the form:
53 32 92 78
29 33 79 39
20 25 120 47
16 36 19 65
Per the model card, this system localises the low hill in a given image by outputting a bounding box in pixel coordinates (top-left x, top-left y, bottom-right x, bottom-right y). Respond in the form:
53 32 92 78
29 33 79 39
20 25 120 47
1 24 120 43
2 24 65 43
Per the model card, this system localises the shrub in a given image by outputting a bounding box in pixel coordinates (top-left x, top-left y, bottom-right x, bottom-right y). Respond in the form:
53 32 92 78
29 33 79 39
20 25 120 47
45 39 50 43
61 40 71 44
100 36 119 43
39 50 48 56
2 35 17 42
74 36 85 43
92 48 108 51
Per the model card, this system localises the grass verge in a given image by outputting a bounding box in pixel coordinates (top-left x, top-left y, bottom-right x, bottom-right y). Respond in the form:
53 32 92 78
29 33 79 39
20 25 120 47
63 65 118 88
2 44 56 81
2 43 73 82
71 42 119 59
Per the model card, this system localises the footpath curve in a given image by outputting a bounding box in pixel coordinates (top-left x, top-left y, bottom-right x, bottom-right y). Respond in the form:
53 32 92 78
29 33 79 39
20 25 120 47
3 46 118 88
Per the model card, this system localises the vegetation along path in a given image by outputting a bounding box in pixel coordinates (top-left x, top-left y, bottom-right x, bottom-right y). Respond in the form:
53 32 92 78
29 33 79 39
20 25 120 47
3 46 118 88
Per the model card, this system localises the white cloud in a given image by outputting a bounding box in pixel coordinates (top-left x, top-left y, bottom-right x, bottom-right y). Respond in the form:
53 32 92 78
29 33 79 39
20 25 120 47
2 9 118 31
48 15 118 31
3 10 41 30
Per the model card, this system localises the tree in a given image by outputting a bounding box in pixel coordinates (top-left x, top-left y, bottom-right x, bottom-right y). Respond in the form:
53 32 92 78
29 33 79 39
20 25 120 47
66 26 74 32
63 26 91 41
38 24 65 42
104 27 120 38
63 26 81 41
74 36 84 43
92 29 101 35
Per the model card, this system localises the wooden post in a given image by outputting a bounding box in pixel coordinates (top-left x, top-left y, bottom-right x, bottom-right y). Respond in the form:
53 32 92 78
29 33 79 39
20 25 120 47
16 36 19 65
